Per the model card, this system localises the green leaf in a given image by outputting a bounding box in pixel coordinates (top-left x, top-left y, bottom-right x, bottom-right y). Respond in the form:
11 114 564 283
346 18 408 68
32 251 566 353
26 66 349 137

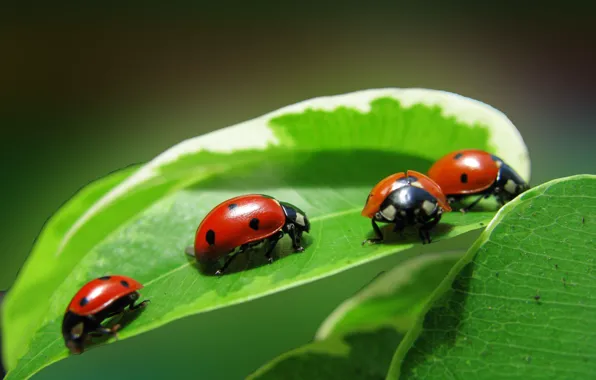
388 174 596 380
0 165 138 368
248 251 463 380
2 88 529 380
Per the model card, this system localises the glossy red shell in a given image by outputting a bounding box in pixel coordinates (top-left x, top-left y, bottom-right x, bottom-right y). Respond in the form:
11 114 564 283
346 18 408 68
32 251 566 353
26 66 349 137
362 172 408 218
408 170 451 212
66 275 143 316
362 170 451 218
194 194 286 261
427 149 500 195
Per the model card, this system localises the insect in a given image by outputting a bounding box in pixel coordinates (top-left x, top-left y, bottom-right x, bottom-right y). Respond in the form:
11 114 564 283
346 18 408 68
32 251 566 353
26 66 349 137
62 275 149 354
427 149 529 212
361 170 451 245
190 194 311 275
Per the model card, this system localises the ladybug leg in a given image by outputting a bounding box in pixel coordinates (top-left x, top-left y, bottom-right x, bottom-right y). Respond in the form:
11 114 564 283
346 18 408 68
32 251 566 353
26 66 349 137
418 228 431 244
215 245 250 276
264 232 284 264
129 300 150 312
392 219 406 239
215 254 240 276
286 224 305 252
418 217 440 244
362 220 384 245
460 194 486 213
496 192 509 207
88 324 121 340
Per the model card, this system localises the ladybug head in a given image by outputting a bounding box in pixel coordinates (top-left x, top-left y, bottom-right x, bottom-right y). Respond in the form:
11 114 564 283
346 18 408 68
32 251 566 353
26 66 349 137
62 311 87 355
301 213 311 234
280 202 310 234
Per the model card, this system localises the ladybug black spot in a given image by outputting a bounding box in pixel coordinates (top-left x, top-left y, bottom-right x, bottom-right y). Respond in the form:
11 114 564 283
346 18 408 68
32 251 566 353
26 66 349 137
79 297 89 307
249 218 260 230
460 173 468 183
454 152 464 160
228 203 238 210
98 275 111 281
206 230 216 246
120 280 130 288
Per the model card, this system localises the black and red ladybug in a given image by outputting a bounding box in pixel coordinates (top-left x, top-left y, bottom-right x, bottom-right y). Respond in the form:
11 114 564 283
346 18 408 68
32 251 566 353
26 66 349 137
189 194 310 275
62 275 149 354
362 170 452 245
427 149 529 212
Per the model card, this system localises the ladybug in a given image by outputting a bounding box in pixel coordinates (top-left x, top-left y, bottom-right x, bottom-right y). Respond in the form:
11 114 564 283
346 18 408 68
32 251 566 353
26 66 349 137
362 170 451 245
427 149 529 212
190 194 311 275
62 275 149 354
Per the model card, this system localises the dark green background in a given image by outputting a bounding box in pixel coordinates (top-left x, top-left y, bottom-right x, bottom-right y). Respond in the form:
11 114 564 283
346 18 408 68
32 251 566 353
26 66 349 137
1 2 594 379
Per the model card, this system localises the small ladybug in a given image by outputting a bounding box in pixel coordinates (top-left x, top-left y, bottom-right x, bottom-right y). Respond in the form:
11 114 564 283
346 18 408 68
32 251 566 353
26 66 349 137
427 149 529 212
362 170 451 245
62 275 149 354
189 194 310 275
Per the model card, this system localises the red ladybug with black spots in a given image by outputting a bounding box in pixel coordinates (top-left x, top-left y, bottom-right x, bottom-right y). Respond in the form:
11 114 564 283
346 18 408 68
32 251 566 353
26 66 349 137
190 194 311 275
62 275 149 354
362 170 452 245
427 149 529 212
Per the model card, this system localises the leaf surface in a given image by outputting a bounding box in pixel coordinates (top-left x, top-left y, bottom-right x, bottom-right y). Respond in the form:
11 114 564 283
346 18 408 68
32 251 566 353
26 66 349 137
2 89 529 379
249 252 463 380
389 175 596 380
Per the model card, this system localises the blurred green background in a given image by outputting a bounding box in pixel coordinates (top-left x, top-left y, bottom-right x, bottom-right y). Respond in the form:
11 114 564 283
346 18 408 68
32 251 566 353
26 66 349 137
1 2 594 379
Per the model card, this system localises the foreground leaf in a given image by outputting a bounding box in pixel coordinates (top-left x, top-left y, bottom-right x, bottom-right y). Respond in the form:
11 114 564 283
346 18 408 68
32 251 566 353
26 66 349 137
0 166 137 380
389 175 596 380
2 88 529 379
249 252 463 379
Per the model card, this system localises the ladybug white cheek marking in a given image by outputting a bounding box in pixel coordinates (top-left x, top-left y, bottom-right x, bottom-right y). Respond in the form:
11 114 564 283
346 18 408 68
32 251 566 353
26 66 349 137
380 205 397 221
295 213 306 227
504 179 518 194
410 181 423 189
71 322 84 339
422 200 437 215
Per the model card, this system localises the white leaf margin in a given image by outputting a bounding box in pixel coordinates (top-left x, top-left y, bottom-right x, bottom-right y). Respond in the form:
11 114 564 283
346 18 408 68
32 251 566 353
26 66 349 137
56 88 530 255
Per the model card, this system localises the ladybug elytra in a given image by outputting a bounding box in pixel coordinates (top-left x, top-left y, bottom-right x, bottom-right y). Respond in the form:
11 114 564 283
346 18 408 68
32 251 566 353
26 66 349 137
190 194 310 275
62 275 149 354
427 149 529 212
362 170 451 245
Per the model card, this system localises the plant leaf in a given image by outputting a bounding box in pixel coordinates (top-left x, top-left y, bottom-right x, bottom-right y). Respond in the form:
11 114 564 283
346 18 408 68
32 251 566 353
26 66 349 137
388 174 596 380
2 88 529 380
0 165 138 368
248 251 463 380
